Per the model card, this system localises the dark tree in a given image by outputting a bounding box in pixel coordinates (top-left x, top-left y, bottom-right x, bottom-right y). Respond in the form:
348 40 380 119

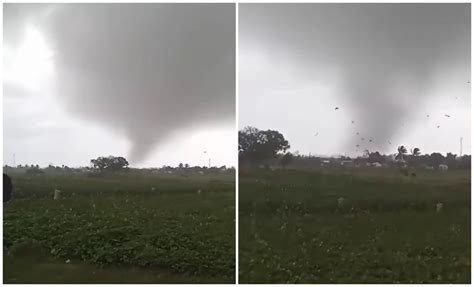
412 148 421 156
396 146 407 161
239 126 290 163
280 152 294 168
239 126 260 155
458 155 471 169
91 158 106 171
91 156 129 172
428 152 445 167
446 152 457 162
26 166 44 175
368 151 384 163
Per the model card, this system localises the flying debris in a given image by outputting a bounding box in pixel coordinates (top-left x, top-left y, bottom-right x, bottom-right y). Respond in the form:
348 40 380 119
468 81 470 84
388 141 392 145
361 137 365 141
356 144 360 148
356 132 359 135
437 125 440 129
314 132 319 136
351 120 355 124
369 139 373 143
335 107 339 110
444 114 451 118
426 115 430 117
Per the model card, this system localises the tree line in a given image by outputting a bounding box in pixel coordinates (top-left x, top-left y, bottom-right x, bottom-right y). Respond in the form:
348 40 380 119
4 155 233 174
239 126 471 169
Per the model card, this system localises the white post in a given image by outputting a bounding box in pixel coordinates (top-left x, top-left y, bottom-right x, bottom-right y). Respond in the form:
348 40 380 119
337 197 345 208
54 189 62 200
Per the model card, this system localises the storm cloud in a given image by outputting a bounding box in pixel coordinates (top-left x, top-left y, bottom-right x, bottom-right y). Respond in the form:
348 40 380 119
240 4 470 156
4 4 235 164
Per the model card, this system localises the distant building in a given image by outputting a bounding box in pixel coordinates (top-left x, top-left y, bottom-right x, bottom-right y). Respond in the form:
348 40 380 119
320 159 331 167
340 160 353 166
438 164 448 171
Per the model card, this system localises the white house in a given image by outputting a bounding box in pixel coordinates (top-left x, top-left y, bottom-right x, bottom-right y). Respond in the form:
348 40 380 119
438 164 448 171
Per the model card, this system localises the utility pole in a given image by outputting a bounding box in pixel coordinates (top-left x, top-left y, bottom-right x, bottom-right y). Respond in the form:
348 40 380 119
460 137 463 157
13 153 16 167
203 151 211 168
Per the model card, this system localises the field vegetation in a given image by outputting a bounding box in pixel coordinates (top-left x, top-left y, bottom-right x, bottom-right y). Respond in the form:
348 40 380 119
239 167 470 283
4 168 235 283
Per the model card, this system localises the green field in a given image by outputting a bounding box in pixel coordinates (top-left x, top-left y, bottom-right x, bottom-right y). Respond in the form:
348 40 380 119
3 171 235 283
239 167 471 283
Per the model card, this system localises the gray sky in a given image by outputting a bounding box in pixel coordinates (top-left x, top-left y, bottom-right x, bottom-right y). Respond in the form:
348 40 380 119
240 3 470 157
4 4 236 168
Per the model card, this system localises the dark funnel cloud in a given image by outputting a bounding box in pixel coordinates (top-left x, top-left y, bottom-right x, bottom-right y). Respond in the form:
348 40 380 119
240 4 470 155
5 4 235 164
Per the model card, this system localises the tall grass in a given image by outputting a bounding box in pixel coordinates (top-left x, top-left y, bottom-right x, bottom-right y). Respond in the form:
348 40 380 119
239 168 470 283
4 172 235 283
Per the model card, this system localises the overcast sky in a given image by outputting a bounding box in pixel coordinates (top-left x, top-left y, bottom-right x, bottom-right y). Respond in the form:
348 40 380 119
240 3 470 158
4 3 235 168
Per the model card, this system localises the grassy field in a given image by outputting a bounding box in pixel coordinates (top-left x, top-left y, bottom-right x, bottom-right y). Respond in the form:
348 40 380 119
239 167 471 283
3 171 235 283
